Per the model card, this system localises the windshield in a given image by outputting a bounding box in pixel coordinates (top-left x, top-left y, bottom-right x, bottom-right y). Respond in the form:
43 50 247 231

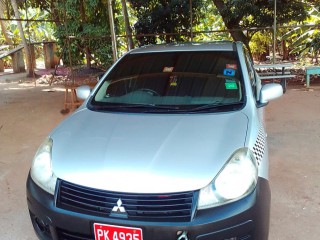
90 51 245 113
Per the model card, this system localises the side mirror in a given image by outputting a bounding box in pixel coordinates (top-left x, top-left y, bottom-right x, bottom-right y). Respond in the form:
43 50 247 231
258 83 283 107
76 85 91 100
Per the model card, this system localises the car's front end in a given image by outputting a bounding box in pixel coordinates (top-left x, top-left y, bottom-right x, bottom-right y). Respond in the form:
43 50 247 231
27 173 270 240
27 42 281 240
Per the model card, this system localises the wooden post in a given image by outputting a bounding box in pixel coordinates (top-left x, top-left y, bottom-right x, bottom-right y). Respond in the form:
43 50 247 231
28 44 36 70
11 50 25 73
44 42 59 69
0 59 4 72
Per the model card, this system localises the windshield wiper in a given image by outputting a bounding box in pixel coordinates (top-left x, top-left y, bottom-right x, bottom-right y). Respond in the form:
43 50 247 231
91 102 244 113
188 102 244 112
102 103 180 112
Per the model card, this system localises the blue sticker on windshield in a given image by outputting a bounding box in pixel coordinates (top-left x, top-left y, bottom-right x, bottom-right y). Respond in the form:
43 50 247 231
223 68 236 76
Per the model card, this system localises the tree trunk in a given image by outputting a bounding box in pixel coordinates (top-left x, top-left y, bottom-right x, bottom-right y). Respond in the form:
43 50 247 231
107 0 118 62
10 0 34 77
121 0 134 50
212 0 252 57
79 0 91 68
282 40 289 60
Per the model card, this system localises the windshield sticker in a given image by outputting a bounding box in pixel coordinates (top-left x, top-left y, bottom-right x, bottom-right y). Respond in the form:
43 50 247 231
225 79 238 90
226 64 237 70
163 67 174 72
223 68 236 77
169 75 178 86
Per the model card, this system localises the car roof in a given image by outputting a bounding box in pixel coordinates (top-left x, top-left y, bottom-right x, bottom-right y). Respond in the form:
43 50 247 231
129 41 238 54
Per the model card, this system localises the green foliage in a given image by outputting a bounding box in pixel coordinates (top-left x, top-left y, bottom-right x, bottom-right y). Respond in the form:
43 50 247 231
192 0 231 41
0 4 55 58
54 0 113 68
216 0 307 29
5 22 21 44
128 0 206 45
1 4 55 44
0 0 315 67
212 0 308 54
281 3 320 60
112 0 131 56
21 8 55 42
249 31 271 56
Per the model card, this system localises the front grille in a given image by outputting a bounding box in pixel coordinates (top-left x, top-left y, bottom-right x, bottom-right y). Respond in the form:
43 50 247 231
56 180 195 222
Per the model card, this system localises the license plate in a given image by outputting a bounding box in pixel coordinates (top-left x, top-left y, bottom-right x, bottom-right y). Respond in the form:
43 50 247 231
94 223 143 240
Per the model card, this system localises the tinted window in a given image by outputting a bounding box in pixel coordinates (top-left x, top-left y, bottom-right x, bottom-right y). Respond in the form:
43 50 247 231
90 51 245 113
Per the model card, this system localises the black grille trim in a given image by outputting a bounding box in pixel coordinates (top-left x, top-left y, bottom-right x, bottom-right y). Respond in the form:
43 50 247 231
56 180 195 222
56 228 93 240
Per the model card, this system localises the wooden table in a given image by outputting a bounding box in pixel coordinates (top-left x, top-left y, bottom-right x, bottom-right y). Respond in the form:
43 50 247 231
64 84 82 110
254 63 295 93
305 66 320 88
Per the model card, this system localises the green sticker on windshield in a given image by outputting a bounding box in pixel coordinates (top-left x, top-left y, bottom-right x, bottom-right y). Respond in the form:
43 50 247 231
225 80 238 90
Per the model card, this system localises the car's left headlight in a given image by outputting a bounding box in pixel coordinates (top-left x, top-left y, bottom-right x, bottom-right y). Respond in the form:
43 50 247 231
198 147 258 210
30 138 57 195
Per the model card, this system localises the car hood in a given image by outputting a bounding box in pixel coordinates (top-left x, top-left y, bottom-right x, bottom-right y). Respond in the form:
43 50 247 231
51 109 248 193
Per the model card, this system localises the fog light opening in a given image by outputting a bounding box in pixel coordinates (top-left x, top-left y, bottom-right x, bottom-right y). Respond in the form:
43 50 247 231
34 217 49 233
177 230 189 240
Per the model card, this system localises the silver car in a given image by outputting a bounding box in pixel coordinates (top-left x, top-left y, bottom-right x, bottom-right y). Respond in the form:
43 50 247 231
27 41 283 240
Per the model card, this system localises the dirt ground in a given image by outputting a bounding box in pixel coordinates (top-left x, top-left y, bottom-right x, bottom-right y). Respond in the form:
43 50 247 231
0 76 319 240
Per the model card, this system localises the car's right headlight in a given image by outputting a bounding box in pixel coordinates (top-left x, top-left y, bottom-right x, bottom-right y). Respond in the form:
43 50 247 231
197 147 258 209
30 138 57 195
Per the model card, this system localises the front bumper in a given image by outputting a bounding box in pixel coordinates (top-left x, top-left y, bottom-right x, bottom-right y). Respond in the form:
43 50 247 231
26 174 270 240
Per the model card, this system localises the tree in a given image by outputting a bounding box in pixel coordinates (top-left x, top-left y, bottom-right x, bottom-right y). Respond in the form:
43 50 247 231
212 0 308 55
282 3 320 63
0 0 13 45
250 31 271 61
191 1 230 42
121 0 134 50
53 0 114 68
27 0 115 68
10 0 34 76
27 0 61 25
128 0 205 46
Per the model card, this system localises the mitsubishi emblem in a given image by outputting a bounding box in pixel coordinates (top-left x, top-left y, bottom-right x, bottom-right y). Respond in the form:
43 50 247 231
112 199 126 213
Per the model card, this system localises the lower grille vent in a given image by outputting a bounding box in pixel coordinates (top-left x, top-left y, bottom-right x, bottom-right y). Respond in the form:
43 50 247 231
56 228 93 240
